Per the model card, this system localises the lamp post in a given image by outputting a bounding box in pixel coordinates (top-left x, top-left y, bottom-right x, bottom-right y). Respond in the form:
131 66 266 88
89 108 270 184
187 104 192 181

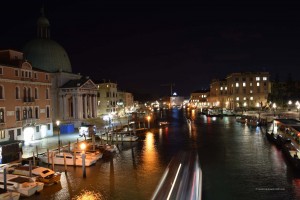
56 120 60 153
147 115 151 129
80 142 86 178
288 100 292 111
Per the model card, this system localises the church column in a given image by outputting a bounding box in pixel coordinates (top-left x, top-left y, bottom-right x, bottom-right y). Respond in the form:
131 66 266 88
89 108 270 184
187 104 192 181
84 94 88 119
77 94 83 119
93 94 97 117
89 95 92 118
72 94 76 119
59 94 64 119
75 94 79 119
63 94 68 119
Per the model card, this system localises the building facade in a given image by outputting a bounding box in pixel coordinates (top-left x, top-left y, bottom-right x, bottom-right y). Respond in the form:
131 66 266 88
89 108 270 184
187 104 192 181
207 72 271 110
117 91 134 116
0 50 52 142
97 81 118 116
189 89 210 108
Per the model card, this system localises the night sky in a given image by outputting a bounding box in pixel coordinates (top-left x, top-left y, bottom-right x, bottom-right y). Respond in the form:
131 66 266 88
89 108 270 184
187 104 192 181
1 0 300 99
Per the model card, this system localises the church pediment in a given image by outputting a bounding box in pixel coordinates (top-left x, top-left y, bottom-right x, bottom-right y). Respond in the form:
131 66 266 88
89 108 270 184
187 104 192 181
79 79 97 90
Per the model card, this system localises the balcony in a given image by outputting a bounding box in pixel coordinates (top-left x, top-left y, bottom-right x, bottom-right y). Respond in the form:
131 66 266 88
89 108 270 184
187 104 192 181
22 118 39 126
23 97 35 103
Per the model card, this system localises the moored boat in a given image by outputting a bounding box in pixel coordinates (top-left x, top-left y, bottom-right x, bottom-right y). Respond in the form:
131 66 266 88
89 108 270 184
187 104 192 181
39 152 97 166
8 165 61 186
101 133 138 142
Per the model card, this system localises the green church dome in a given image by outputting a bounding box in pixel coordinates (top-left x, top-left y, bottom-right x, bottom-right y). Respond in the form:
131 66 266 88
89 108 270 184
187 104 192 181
23 7 72 73
23 39 72 73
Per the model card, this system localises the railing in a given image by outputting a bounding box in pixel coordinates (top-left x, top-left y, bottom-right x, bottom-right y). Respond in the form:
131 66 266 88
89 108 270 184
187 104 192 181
23 97 35 103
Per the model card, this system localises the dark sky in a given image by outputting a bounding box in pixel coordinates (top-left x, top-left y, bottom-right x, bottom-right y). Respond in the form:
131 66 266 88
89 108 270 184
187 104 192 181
1 0 300 99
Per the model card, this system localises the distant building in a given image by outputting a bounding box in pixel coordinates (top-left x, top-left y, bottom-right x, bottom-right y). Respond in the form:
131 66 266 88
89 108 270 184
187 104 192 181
190 89 210 108
0 50 52 142
96 80 118 116
117 91 134 115
170 92 184 108
207 72 271 110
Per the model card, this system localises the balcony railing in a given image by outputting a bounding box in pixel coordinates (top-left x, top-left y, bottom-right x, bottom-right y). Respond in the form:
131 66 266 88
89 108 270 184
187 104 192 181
23 97 35 103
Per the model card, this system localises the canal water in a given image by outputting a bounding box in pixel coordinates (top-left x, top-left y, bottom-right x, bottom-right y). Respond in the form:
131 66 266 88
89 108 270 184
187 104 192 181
26 109 300 200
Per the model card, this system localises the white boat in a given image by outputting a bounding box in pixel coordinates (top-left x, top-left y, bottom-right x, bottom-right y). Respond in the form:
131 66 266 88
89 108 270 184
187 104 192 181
39 152 97 166
7 165 61 186
74 150 103 161
101 133 138 142
97 144 119 154
0 188 20 200
0 173 43 197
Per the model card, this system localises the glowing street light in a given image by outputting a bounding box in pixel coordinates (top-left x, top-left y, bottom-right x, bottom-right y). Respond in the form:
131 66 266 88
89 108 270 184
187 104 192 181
80 142 87 178
56 120 61 153
147 116 151 129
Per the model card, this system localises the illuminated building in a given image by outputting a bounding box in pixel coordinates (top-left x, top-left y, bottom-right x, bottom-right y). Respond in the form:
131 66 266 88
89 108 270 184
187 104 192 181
0 50 52 142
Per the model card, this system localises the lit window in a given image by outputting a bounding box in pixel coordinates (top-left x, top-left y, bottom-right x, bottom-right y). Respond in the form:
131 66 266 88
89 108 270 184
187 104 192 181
257 82 260 86
220 87 223 90
250 90 253 94
236 83 239 87
243 97 246 100
256 77 260 81
263 77 267 81
225 87 227 90
243 82 246 87
250 97 253 100
250 83 252 86
236 97 239 101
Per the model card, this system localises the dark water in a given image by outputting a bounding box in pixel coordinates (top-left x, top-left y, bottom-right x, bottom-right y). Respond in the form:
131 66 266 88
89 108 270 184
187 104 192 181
26 109 300 200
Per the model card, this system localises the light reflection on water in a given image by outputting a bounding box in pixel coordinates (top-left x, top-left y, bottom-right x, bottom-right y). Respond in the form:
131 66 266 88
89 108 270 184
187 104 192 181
23 109 300 200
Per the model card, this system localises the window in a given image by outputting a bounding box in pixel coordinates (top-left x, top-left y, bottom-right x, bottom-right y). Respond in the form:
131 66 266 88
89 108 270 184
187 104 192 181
23 108 27 119
17 129 21 136
0 67 3 75
263 77 267 81
236 83 239 87
28 107 32 118
250 97 253 100
250 83 253 86
243 82 246 87
15 70 19 77
27 87 31 99
257 82 260 86
0 108 4 123
35 107 39 119
16 87 20 99
243 97 246 100
46 74 49 80
34 88 38 99
46 88 49 99
250 90 253 94
47 124 51 130
236 97 239 101
16 108 20 121
0 85 3 99
34 73 37 79
36 126 40 132
256 77 260 81
46 106 50 118
220 87 223 90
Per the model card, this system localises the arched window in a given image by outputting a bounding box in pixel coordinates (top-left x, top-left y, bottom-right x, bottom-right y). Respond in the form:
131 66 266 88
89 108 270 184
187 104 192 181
0 108 4 123
35 88 38 99
28 107 32 118
0 85 3 99
23 87 27 100
27 87 31 100
46 88 49 99
16 108 20 121
23 108 27 119
16 87 20 99
46 106 50 118
35 107 39 119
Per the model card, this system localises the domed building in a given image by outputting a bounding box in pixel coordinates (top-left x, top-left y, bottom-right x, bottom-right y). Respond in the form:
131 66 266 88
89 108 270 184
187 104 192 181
23 9 72 73
23 8 98 128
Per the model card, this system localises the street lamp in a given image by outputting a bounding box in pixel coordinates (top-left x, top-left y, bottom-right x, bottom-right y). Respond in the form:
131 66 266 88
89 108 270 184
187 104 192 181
147 116 151 129
56 120 60 153
288 100 292 111
80 142 86 178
